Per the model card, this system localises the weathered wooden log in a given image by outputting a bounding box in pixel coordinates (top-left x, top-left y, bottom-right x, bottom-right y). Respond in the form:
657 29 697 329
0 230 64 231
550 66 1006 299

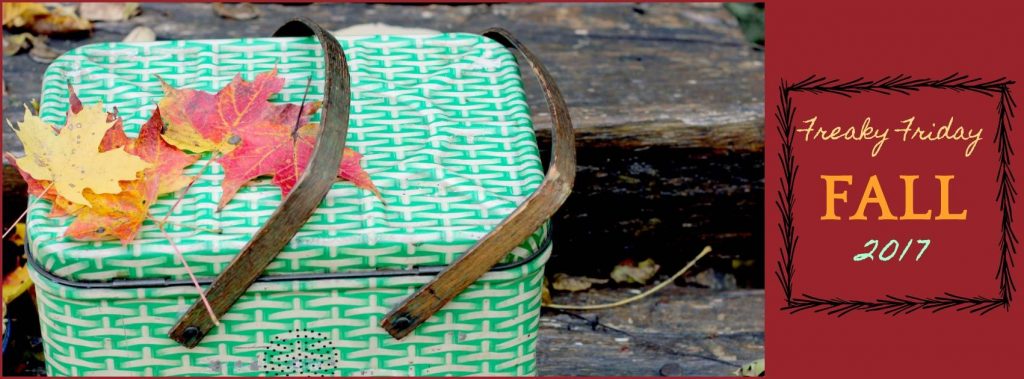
538 287 765 376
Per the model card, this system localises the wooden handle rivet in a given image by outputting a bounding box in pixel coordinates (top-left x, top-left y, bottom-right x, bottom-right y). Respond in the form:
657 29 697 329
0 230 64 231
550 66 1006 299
182 326 201 345
392 316 412 330
168 17 353 348
380 28 576 339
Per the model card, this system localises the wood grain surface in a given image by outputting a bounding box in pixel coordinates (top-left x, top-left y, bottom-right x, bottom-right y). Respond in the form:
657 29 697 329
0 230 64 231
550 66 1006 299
539 287 764 376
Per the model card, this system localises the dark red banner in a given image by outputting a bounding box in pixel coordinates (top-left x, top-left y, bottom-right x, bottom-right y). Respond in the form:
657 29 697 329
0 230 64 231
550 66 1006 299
767 1 1022 377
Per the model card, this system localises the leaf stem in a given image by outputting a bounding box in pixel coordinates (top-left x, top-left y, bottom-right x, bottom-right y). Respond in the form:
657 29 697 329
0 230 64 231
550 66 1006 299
157 223 220 326
161 154 217 223
2 182 55 239
292 75 313 139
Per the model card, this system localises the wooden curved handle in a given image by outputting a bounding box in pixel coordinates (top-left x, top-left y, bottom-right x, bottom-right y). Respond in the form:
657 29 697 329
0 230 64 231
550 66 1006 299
168 18 351 348
382 28 576 339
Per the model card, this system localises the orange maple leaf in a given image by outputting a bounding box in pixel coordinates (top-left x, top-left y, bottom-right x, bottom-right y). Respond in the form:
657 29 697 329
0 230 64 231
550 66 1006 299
64 108 199 244
63 186 149 244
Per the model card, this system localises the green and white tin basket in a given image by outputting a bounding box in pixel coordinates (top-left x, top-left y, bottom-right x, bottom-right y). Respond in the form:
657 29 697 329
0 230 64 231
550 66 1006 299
25 19 575 376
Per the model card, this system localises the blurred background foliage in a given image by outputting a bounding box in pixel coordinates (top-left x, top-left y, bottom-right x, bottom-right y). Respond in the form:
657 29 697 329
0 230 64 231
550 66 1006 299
725 3 765 46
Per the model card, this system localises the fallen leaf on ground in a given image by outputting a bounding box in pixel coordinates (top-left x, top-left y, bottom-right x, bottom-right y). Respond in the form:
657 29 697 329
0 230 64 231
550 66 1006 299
551 273 609 292
3 33 64 61
2 3 92 36
27 35 61 63
212 3 260 20
7 223 26 246
79 3 139 22
2 3 49 28
734 358 764 377
541 278 553 305
2 265 32 305
732 259 756 270
3 32 32 56
610 258 661 284
122 26 155 42
124 4 141 19
685 268 738 290
10 104 150 206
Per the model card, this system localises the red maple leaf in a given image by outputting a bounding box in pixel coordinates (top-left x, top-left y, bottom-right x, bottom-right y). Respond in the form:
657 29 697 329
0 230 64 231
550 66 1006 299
217 103 380 210
157 69 381 209
127 107 201 197
158 69 293 154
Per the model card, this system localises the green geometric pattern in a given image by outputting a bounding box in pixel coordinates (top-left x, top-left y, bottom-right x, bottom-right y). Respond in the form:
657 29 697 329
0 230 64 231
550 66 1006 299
28 246 549 376
27 33 545 282
25 33 549 376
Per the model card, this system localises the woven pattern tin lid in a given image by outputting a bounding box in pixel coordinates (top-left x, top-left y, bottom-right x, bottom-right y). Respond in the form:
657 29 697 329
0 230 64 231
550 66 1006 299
26 33 546 282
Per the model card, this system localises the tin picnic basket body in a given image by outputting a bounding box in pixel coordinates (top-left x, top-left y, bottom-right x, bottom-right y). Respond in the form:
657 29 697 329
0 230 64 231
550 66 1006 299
25 19 574 376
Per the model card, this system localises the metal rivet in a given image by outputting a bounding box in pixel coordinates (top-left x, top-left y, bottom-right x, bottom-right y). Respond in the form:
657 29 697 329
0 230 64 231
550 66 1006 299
182 326 201 343
392 316 412 330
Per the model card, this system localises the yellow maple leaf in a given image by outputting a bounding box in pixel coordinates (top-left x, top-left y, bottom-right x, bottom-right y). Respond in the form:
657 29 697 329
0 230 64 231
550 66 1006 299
11 104 150 206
